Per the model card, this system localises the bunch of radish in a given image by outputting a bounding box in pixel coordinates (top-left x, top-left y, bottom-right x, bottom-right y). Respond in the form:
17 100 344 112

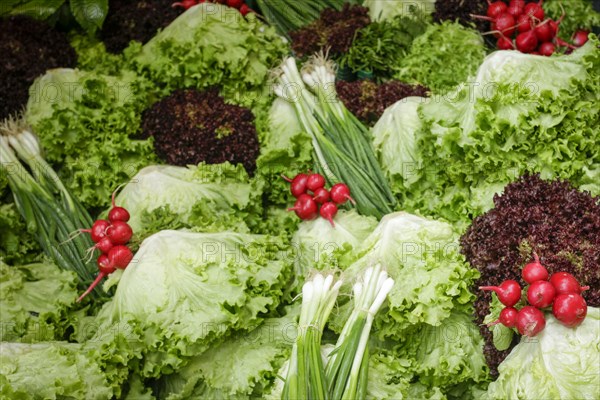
482 253 589 337
76 192 135 302
172 0 253 16
473 0 590 56
282 172 355 227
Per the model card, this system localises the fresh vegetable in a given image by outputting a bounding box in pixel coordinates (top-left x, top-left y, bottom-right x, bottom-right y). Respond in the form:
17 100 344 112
0 342 113 399
86 229 292 377
515 306 546 336
127 2 288 111
461 174 600 376
255 0 345 39
113 163 258 236
0 16 76 120
282 273 342 400
552 293 587 327
543 0 600 39
479 280 522 307
394 21 486 92
522 254 549 283
339 14 428 79
286 173 309 198
0 260 78 342
288 194 319 221
0 119 100 294
571 29 590 47
25 67 156 209
486 307 600 399
273 56 396 219
433 0 488 32
319 202 338 227
526 280 556 308
325 264 394 400
387 39 599 222
549 272 590 295
329 183 355 205
336 80 429 126
498 307 518 328
312 187 330 204
0 202 41 265
306 173 326 192
141 88 261 174
289 4 370 58
365 0 435 21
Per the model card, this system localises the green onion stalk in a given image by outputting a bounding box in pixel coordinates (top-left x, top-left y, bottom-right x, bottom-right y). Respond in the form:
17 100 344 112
255 0 345 39
282 273 343 400
325 264 394 400
273 55 396 219
0 116 101 299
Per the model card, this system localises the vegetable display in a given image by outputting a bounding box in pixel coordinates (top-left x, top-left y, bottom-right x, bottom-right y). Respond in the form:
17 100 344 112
2 1 599 398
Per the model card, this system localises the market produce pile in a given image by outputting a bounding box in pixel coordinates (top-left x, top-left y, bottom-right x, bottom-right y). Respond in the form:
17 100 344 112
1 1 599 399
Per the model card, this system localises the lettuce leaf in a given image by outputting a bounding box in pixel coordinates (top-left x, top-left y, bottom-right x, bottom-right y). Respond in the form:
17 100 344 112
115 162 259 237
127 3 288 112
485 307 600 400
25 68 156 209
0 260 78 342
394 21 486 92
0 342 113 399
383 36 600 222
87 229 292 378
364 0 435 21
0 203 41 265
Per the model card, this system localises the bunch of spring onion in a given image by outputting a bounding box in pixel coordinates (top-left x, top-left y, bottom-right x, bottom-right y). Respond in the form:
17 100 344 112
273 55 396 219
255 0 345 39
325 264 394 400
282 273 343 400
0 116 100 298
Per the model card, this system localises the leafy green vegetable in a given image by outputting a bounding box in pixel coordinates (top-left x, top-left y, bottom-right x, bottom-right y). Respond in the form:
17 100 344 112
115 163 259 237
394 21 486 92
544 0 600 39
485 307 600 400
364 0 435 21
340 14 428 79
158 307 299 399
69 0 108 33
332 212 479 338
290 209 377 284
0 260 78 342
25 68 156 209
383 36 600 222
127 3 288 112
0 203 40 265
255 98 314 207
87 229 292 378
0 341 113 399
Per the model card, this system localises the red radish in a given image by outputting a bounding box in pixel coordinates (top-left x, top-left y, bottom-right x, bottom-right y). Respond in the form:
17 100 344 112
509 0 525 7
487 1 508 18
552 293 587 327
172 0 196 9
507 3 524 17
516 30 538 53
330 183 355 205
556 37 576 50
539 42 555 56
527 281 556 308
549 272 590 295
306 173 326 192
479 280 522 307
497 36 514 50
495 13 516 36
97 254 116 275
94 236 114 254
516 14 532 32
499 306 519 328
572 30 589 47
534 21 553 42
524 3 544 20
108 245 133 269
288 194 318 220
516 306 546 336
109 207 130 222
227 0 244 8
547 19 559 37
88 219 110 242
107 221 133 245
285 173 309 197
239 4 251 15
522 253 548 284
76 273 107 302
312 187 330 204
320 202 338 227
